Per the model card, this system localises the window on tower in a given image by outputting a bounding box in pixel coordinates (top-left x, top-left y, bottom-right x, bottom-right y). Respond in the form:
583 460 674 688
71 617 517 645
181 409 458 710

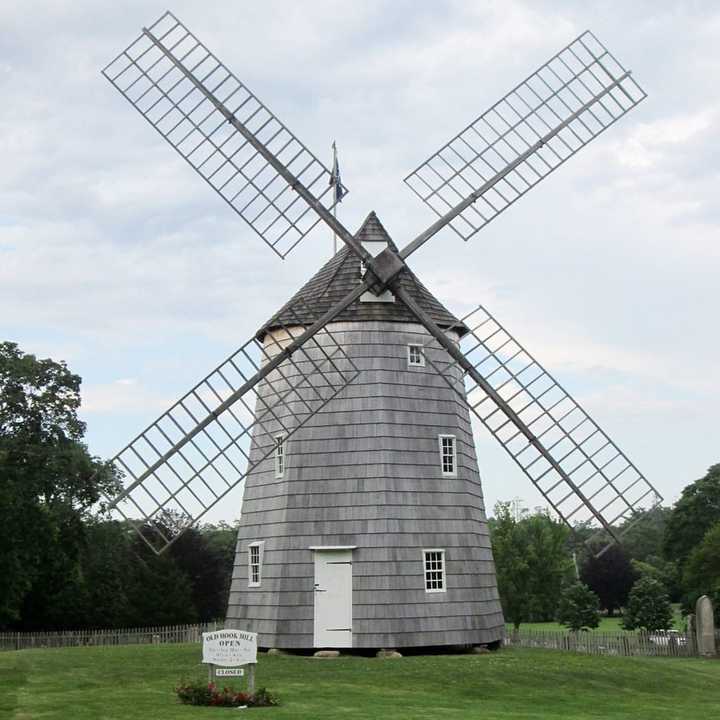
423 549 446 592
274 435 286 478
407 344 425 367
438 434 457 476
248 542 263 587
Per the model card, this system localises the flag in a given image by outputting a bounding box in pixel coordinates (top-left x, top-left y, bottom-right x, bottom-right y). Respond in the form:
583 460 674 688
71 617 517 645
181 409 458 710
329 141 347 203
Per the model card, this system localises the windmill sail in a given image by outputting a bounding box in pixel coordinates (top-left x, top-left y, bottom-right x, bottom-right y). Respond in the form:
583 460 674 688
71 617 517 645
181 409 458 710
403 31 646 243
423 305 661 549
103 11 345 259
107 299 359 554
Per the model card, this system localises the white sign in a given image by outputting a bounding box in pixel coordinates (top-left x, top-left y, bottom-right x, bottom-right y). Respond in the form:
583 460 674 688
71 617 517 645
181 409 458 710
202 629 257 667
215 668 244 677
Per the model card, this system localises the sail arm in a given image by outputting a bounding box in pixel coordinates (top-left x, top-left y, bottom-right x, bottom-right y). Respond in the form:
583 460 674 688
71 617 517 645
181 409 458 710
417 304 663 553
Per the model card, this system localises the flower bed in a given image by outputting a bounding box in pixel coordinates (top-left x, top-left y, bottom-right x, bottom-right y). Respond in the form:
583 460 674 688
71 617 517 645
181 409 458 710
176 681 278 707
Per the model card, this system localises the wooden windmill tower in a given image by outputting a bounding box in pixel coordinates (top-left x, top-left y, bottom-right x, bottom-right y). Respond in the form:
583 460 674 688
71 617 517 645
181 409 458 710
102 12 662 650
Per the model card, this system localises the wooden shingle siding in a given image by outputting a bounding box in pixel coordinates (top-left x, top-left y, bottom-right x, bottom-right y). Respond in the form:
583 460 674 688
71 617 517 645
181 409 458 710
225 319 504 648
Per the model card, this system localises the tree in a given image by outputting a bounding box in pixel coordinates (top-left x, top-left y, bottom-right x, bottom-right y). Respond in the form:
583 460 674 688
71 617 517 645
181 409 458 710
580 545 637 616
75 520 136 628
663 464 720 564
631 558 681 602
557 582 601 632
170 525 233 622
622 577 673 632
0 342 118 627
618 506 672 564
123 519 198 627
490 503 530 629
522 513 575 621
681 522 720 624
490 502 574 629
199 521 239 612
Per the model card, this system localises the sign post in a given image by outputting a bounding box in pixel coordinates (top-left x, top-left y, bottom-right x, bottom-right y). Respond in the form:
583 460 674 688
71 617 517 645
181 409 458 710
202 629 258 692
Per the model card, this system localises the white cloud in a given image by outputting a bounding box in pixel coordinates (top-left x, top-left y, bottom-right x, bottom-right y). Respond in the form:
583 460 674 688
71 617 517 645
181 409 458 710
1 0 718 515
82 378 170 415
613 110 715 169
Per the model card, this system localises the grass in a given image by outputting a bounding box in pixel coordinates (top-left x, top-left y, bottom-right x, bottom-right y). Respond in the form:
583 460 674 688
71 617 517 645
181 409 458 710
1 643 719 719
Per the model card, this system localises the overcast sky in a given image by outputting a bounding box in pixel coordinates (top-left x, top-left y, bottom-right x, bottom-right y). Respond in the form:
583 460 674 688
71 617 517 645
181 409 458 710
1 0 718 522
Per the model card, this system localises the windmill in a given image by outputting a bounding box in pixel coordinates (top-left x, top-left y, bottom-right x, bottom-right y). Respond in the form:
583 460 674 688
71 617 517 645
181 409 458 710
101 11 662 650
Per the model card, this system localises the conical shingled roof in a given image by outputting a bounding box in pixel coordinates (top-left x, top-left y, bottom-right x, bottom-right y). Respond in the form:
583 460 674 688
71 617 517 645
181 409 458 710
258 212 464 338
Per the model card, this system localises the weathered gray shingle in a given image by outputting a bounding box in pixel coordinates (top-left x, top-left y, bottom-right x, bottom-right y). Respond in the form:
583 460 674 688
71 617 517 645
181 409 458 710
226 322 504 650
258 212 465 338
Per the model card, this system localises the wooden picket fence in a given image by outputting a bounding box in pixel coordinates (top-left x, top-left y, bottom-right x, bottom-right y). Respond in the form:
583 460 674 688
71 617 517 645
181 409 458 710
0 622 222 652
504 628 699 657
1 623 712 658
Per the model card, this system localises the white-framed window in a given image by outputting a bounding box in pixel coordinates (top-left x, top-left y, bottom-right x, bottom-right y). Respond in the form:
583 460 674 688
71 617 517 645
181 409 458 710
248 542 264 587
274 435 286 478
423 549 446 593
438 434 457 476
407 344 425 367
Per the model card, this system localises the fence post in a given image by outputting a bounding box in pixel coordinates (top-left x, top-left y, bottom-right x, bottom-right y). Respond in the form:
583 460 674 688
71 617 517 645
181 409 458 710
247 664 256 693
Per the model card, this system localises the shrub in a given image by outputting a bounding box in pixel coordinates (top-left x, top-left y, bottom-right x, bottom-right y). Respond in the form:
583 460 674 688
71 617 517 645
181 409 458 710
175 681 278 707
622 577 673 632
557 582 601 632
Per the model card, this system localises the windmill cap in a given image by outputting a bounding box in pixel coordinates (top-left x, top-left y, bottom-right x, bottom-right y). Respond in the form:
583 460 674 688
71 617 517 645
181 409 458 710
257 211 467 340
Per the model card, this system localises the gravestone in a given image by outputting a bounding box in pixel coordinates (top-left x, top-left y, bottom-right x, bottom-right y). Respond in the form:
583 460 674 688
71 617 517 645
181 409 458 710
695 595 716 657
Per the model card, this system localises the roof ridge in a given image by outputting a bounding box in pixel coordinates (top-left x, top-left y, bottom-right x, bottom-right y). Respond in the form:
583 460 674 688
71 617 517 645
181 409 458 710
355 211 398 250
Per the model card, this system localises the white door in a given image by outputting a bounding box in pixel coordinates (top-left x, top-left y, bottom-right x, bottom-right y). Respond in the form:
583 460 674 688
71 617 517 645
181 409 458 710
313 549 353 648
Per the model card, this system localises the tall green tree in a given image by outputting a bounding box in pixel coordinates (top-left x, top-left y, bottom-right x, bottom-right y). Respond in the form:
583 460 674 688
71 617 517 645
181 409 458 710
120 516 199 627
0 342 118 627
618 506 672 564
490 502 574 629
198 521 239 614
681 522 720 623
663 464 720 564
170 525 234 622
523 512 575 621
76 520 136 628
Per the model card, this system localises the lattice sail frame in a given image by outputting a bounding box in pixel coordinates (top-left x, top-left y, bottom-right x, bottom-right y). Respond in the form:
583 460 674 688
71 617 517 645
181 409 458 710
404 30 646 241
103 11 344 259
107 299 359 553
100 15 657 555
423 306 662 546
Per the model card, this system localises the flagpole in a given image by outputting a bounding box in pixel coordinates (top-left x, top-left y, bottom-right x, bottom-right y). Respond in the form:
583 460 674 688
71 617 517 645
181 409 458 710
332 141 338 255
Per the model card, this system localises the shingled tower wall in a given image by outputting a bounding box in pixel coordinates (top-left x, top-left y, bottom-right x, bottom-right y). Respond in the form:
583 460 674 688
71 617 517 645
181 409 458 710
225 213 504 649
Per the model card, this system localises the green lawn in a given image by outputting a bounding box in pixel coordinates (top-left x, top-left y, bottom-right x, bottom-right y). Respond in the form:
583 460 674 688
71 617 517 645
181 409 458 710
1 644 719 719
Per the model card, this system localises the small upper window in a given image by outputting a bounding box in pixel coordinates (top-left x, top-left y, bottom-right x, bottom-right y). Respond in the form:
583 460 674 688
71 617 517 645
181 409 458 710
407 344 425 367
439 435 457 476
274 435 285 478
248 542 263 587
424 549 446 592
